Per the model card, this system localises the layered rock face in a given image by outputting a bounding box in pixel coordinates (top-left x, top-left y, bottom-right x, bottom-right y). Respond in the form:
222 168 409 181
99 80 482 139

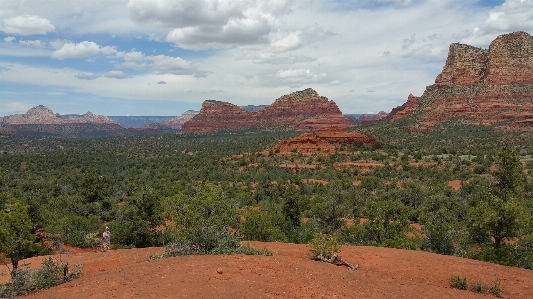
357 111 389 125
161 110 200 129
274 126 375 152
391 31 533 130
0 105 116 125
181 88 351 133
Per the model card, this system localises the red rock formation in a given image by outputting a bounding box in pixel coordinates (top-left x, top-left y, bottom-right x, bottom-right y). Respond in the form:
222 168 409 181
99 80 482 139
181 88 351 133
357 111 389 125
485 31 533 85
390 31 533 131
434 43 488 86
274 126 375 152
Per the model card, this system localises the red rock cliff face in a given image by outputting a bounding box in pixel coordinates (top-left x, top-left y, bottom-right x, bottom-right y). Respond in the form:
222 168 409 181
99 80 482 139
434 43 488 86
390 31 533 131
485 31 533 85
181 88 351 133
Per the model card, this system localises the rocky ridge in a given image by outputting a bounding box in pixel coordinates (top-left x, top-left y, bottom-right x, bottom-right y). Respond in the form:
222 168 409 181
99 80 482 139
181 88 351 133
160 110 200 129
0 105 116 125
390 31 533 130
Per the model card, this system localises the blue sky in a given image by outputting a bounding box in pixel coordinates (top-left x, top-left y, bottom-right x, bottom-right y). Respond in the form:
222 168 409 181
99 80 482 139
0 0 531 116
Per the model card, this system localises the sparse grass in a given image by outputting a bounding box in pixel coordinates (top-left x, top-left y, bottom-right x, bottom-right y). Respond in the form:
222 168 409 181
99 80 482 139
450 275 504 297
450 275 468 290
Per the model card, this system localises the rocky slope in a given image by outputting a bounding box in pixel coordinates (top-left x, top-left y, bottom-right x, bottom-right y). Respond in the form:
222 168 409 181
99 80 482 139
390 31 533 131
181 88 351 133
160 110 199 129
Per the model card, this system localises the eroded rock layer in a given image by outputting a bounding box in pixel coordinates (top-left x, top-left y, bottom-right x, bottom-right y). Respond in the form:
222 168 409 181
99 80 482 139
390 31 533 131
274 126 375 152
181 88 351 133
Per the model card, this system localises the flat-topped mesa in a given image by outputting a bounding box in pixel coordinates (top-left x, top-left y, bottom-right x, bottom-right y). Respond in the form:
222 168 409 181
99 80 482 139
434 44 488 86
274 126 376 153
485 31 533 85
181 88 351 133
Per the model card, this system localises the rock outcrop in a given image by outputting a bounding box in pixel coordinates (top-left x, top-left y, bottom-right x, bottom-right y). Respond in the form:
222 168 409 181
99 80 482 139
274 126 375 153
161 110 199 129
390 31 533 131
357 111 389 125
181 88 351 133
0 105 116 125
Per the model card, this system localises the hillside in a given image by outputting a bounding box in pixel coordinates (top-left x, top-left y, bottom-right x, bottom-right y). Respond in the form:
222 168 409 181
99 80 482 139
181 88 351 133
6 243 532 299
389 31 533 132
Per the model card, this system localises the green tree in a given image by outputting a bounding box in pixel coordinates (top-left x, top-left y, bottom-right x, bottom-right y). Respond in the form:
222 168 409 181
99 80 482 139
0 203 36 283
467 147 527 250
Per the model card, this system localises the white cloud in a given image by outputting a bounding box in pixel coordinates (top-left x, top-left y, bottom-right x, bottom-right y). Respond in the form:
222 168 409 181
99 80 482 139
460 0 533 46
75 73 101 80
51 41 117 60
105 70 129 79
149 55 194 75
128 0 293 49
4 36 15 43
249 53 317 64
275 68 327 83
270 31 302 52
19 39 45 48
0 101 32 116
1 15 55 35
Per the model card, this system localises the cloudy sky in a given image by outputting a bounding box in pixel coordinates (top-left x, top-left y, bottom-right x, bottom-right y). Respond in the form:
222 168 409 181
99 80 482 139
1 0 532 116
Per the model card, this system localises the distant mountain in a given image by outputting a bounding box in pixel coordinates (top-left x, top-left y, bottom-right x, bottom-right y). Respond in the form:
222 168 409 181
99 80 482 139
160 110 200 129
0 106 174 138
108 116 176 128
181 88 351 133
0 105 116 125
344 112 389 125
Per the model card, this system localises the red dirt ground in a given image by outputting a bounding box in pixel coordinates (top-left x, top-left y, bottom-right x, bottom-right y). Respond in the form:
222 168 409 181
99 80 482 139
2 242 532 298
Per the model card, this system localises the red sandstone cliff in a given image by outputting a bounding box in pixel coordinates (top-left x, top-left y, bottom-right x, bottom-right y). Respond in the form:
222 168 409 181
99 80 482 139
390 31 533 130
274 126 375 153
181 88 351 133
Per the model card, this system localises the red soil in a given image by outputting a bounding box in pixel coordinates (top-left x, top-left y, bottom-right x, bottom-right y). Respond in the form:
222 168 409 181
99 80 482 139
3 242 532 299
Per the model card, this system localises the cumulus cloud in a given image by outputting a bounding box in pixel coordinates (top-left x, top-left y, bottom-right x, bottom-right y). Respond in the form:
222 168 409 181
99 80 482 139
270 31 302 52
51 41 117 60
19 39 45 47
75 73 100 80
275 68 327 83
157 81 166 84
1 15 55 35
128 0 293 49
149 55 194 75
4 36 15 43
460 0 533 47
0 66 11 72
104 70 129 79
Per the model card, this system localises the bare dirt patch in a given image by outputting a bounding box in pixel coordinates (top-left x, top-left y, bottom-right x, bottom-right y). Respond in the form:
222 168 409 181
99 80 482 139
6 242 532 299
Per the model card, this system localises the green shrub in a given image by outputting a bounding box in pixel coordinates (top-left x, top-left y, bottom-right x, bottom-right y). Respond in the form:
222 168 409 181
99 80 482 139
450 275 468 290
308 233 340 260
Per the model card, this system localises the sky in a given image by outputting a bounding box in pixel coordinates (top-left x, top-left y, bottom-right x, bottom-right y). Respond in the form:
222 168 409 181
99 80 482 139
0 0 532 117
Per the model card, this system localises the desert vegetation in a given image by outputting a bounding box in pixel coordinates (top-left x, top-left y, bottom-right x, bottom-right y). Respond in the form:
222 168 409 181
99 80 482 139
1 124 533 296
